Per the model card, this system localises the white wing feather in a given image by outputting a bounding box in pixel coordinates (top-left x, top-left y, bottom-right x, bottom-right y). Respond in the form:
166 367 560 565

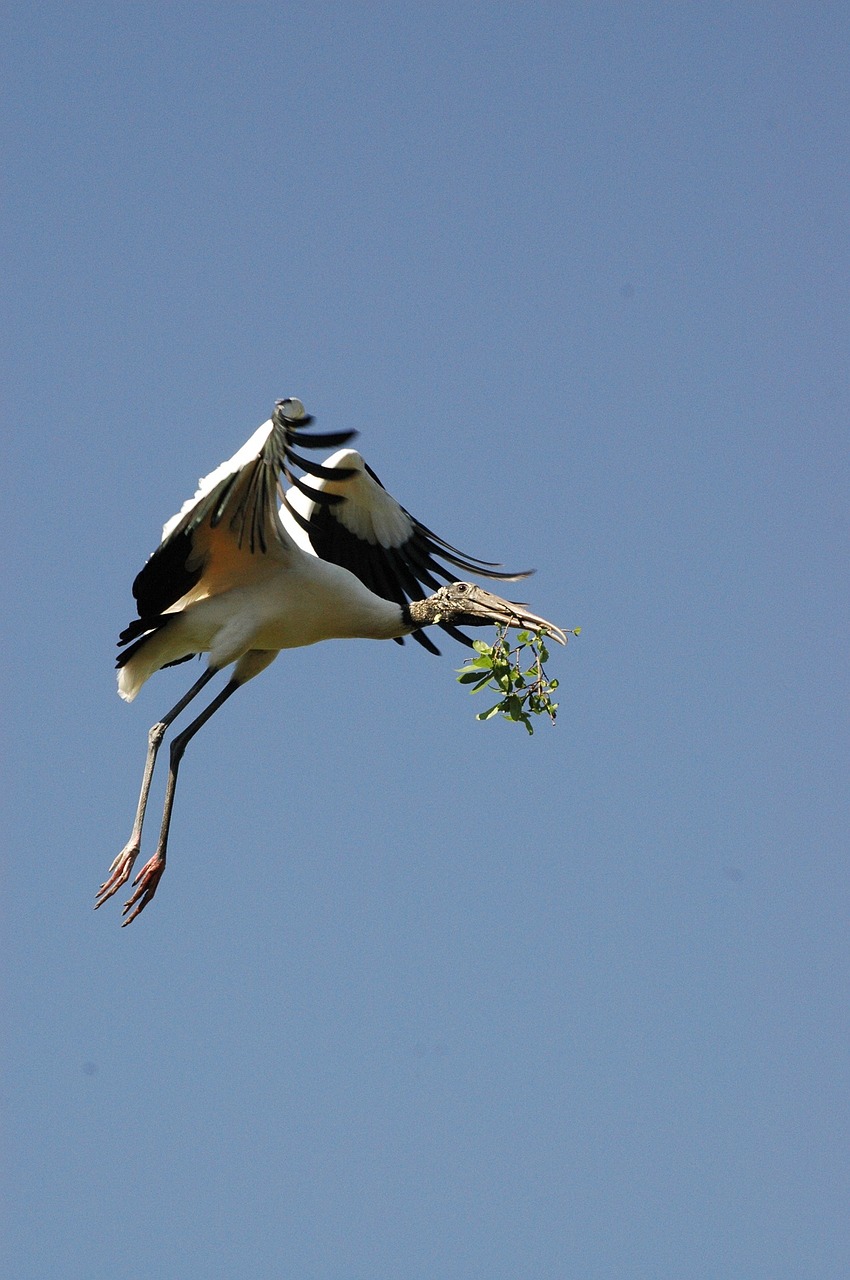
281 449 414 552
160 418 275 542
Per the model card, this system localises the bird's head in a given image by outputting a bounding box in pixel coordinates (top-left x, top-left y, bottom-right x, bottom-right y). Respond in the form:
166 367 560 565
416 582 567 644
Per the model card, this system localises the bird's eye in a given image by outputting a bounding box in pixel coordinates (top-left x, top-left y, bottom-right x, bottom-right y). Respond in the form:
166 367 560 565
455 583 469 593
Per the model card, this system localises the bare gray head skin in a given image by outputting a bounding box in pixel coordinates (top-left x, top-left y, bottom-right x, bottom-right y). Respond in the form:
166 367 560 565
406 582 567 644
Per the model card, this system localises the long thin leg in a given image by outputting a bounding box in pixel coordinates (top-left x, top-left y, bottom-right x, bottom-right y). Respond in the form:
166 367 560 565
121 677 242 925
95 667 220 910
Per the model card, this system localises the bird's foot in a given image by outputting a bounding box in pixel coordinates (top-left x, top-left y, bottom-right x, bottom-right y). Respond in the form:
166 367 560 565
94 842 139 909
121 854 165 926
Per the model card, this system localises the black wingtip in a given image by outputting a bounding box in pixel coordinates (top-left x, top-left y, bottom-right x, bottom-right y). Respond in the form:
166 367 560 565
286 449 358 481
286 474 348 505
294 429 358 450
412 629 442 655
272 396 358 442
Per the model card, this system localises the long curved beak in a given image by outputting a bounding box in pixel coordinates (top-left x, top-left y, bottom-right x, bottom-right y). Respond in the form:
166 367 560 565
456 585 568 645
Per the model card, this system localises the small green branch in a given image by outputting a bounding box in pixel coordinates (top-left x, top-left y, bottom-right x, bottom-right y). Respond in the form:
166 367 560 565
456 625 580 734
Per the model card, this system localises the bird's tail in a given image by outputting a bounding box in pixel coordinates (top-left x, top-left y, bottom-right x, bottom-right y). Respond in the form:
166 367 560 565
116 618 197 701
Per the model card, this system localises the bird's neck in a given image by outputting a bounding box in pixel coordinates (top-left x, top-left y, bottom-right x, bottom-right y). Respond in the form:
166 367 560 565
302 558 409 641
404 597 444 631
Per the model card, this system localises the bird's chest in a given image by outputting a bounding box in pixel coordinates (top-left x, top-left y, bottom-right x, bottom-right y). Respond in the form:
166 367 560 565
234 562 397 651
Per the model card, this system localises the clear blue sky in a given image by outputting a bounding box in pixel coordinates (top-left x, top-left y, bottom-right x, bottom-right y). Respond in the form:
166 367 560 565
3 5 848 1277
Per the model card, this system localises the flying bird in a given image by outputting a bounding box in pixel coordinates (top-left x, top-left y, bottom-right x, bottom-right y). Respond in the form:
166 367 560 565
96 398 565 924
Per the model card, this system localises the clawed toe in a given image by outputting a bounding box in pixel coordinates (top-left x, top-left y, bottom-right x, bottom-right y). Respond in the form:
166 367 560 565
95 843 166 925
121 855 165 926
94 844 139 909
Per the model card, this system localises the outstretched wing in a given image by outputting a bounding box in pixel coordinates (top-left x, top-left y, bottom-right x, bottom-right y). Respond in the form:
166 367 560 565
117 400 357 659
281 450 532 653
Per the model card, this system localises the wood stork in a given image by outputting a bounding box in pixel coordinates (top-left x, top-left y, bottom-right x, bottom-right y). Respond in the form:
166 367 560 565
96 398 565 924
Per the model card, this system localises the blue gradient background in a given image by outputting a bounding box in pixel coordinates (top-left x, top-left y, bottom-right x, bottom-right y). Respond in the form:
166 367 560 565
3 5 847 1277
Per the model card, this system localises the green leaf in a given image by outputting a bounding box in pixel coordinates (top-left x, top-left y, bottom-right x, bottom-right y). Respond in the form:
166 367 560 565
476 703 503 721
457 669 485 685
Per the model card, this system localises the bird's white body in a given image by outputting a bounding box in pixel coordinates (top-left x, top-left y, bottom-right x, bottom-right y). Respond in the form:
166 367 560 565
118 550 404 700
